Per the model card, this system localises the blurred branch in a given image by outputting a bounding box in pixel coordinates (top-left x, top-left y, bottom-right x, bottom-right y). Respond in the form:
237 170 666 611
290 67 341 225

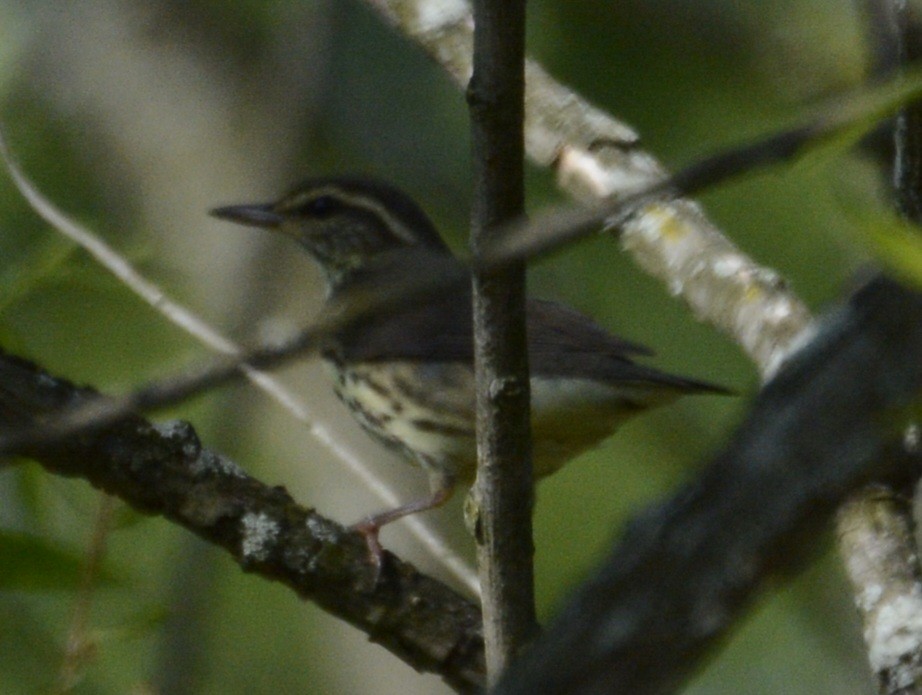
864 0 903 78
0 250 465 453
364 0 811 378
841 3 922 693
5 95 910 460
7 59 921 461
0 349 486 693
467 0 536 682
55 494 115 694
837 487 922 694
492 276 922 695
887 0 922 219
480 102 893 266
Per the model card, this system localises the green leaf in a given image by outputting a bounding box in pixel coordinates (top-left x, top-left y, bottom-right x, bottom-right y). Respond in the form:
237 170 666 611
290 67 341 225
0 235 78 315
864 219 922 288
109 502 149 531
0 530 120 591
846 210 922 289
791 67 922 172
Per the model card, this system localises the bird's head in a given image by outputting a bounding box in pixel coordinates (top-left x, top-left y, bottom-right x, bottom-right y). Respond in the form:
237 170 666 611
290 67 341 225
211 177 451 288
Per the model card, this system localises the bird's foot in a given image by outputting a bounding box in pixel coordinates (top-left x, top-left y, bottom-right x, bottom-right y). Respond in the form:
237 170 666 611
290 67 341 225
350 517 387 580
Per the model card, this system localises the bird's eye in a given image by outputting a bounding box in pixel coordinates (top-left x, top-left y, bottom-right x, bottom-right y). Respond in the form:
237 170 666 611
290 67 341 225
304 195 339 218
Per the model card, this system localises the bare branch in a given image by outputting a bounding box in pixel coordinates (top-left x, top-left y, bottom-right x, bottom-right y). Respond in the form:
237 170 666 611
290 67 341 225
55 494 115 693
8 72 918 463
836 4 922 692
0 349 486 693
837 487 922 693
362 0 812 378
890 0 922 219
467 0 536 682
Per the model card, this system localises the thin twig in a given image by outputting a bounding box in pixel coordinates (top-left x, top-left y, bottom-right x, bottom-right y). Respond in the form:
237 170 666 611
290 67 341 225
4 83 917 462
1 89 913 473
468 0 536 682
55 494 115 694
483 76 922 272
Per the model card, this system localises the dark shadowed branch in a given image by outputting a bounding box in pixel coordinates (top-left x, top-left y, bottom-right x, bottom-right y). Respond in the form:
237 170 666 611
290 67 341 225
835 3 922 692
890 0 922 220
493 276 922 695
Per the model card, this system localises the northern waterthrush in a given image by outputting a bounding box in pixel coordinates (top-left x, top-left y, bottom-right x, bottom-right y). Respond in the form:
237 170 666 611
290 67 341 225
211 177 727 557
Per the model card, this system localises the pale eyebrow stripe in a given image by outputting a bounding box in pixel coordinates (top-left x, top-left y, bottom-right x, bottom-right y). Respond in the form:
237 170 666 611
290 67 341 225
282 186 421 244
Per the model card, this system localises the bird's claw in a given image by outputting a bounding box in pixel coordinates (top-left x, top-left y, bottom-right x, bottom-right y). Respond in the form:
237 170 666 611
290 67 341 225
351 518 387 581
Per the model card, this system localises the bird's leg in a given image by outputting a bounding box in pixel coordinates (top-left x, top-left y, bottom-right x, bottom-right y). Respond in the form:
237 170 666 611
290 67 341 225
351 472 456 571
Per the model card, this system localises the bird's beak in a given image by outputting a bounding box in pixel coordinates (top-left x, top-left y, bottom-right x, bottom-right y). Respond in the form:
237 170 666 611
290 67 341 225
209 203 283 230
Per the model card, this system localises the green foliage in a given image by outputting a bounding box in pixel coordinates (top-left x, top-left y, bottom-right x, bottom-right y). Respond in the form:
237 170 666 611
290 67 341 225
0 236 78 315
0 530 119 591
855 212 922 288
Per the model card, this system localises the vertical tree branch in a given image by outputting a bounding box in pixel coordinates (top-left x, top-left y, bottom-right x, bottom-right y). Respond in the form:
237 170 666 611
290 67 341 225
836 487 922 694
839 3 922 693
892 0 922 219
467 0 537 683
55 494 115 694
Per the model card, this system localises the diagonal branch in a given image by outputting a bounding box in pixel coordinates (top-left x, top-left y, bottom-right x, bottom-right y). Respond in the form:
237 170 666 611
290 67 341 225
1 104 891 460
0 127 479 595
0 249 467 454
0 349 486 693
363 0 812 378
492 276 922 695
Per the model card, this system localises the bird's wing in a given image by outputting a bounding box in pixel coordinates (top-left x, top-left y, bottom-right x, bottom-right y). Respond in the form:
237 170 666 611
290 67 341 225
524 299 728 393
329 276 473 364
330 287 728 395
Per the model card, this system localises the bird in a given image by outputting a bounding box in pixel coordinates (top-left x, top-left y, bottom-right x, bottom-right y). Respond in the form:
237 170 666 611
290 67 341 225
211 176 728 562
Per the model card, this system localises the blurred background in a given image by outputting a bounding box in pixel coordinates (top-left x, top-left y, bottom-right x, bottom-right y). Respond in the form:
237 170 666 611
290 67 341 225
0 0 890 693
